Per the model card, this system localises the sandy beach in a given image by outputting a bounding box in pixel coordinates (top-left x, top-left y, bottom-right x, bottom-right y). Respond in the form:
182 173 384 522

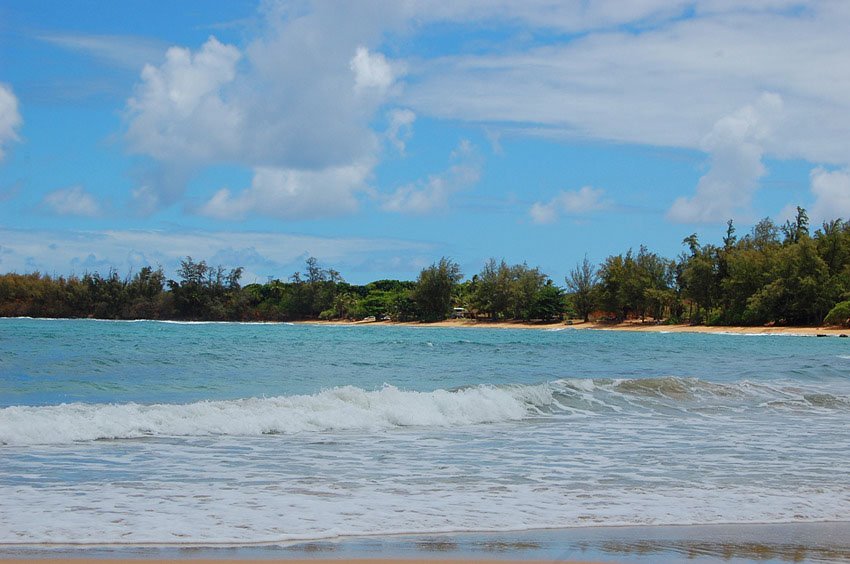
301 318 850 337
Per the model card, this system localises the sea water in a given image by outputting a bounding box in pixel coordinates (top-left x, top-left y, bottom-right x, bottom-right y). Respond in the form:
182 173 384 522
0 318 848 545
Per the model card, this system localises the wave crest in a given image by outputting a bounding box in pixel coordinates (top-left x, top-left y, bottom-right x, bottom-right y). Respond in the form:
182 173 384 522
3 377 846 445
0 384 546 445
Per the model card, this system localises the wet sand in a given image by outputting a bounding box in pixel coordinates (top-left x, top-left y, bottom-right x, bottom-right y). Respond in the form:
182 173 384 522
4 522 850 563
0 560 601 564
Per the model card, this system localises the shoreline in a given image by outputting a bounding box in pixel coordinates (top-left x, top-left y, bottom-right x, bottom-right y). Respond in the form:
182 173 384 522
3 521 849 563
6 315 849 336
297 318 850 337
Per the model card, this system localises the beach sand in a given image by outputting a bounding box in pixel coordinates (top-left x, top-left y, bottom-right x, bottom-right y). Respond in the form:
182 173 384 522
300 318 850 337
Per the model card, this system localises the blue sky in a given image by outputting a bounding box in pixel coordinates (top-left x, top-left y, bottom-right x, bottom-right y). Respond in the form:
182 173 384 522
1 0 849 284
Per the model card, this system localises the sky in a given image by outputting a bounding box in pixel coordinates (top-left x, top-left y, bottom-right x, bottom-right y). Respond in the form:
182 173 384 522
1 0 850 285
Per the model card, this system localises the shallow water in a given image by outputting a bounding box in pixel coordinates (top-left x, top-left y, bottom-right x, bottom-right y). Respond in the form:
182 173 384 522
1 318 849 544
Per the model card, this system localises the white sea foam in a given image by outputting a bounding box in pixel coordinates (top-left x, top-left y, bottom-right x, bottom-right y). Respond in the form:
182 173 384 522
0 384 543 445
3 378 847 446
2 479 846 545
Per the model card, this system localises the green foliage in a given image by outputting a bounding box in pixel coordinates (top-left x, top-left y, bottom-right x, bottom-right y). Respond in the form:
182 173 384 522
531 282 564 321
824 301 850 327
470 259 512 319
414 257 463 321
167 257 244 320
598 246 674 321
469 259 558 321
565 256 598 322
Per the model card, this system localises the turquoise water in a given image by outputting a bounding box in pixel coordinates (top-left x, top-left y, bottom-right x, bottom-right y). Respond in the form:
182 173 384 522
1 318 849 545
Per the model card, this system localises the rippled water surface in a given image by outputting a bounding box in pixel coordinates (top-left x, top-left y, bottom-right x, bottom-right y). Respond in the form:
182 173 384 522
1 318 849 544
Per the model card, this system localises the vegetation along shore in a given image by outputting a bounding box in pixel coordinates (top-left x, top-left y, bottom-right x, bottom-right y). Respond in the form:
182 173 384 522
3 210 850 330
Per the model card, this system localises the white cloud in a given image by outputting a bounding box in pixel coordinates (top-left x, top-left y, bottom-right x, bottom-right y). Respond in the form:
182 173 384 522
41 186 102 217
125 7 405 214
401 2 850 165
667 93 783 224
108 1 850 220
0 83 22 161
809 167 850 225
198 162 373 220
126 37 243 165
382 140 481 214
350 46 396 93
386 108 416 154
530 186 608 224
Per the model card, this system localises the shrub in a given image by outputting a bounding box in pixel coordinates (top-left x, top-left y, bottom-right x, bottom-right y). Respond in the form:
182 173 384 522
824 301 850 327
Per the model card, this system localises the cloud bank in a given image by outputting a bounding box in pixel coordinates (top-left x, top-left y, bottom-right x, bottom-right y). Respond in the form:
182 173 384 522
403 2 850 166
0 228 435 283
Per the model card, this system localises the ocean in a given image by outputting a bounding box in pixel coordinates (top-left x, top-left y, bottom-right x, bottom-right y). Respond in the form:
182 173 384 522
1 318 849 548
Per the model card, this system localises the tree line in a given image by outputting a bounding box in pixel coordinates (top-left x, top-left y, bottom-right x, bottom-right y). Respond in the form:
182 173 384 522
2 210 850 327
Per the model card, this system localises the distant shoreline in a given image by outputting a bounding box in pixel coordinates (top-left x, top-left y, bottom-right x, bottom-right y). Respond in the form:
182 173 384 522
297 318 850 337
5 315 849 336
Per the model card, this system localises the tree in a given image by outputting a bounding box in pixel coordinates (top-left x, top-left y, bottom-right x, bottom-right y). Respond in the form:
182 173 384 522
722 219 737 250
781 206 810 244
750 217 780 251
532 281 564 321
565 256 598 322
413 257 462 321
509 263 547 320
471 259 512 319
679 244 717 323
125 266 165 318
599 247 675 321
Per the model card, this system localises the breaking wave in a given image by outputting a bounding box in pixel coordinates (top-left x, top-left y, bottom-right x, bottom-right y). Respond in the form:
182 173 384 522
2 377 846 445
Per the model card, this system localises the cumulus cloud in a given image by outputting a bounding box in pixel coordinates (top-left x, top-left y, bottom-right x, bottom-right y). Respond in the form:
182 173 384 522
530 186 608 224
350 46 396 93
124 6 405 214
667 93 783 224
126 36 242 164
382 140 481 214
808 167 850 225
41 186 102 217
198 162 373 220
0 83 22 161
